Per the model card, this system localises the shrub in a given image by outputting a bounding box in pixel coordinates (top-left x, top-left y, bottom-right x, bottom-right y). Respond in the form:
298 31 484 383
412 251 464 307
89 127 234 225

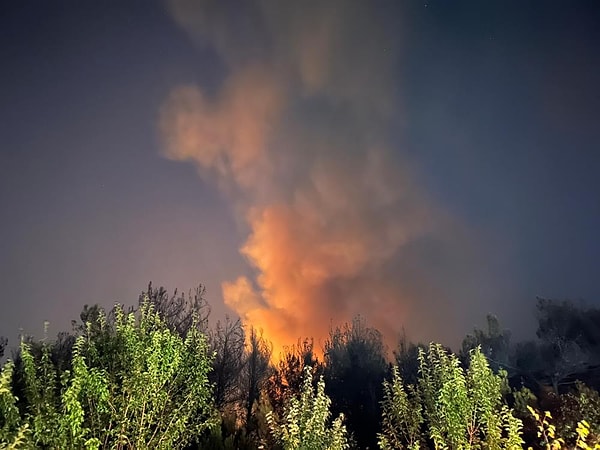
267 366 348 450
0 299 217 449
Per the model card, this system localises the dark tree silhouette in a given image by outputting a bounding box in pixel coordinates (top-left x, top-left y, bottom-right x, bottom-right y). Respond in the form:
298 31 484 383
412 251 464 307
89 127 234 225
0 336 7 359
209 316 246 409
141 282 210 337
535 298 600 393
460 314 511 372
242 327 272 432
324 316 388 449
394 332 426 387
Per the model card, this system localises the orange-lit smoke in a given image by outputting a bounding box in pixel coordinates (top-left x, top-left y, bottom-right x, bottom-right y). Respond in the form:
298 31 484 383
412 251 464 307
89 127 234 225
160 0 494 356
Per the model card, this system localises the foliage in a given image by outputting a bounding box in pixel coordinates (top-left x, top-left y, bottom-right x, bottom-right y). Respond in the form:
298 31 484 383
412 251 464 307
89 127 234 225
510 340 546 381
324 316 388 449
528 406 565 449
4 286 600 448
0 337 7 360
416 344 523 449
142 282 211 337
209 316 246 409
242 327 272 432
576 420 600 450
394 334 426 387
267 366 348 450
0 298 217 449
528 405 600 449
536 299 600 357
267 338 321 419
513 385 538 417
196 412 256 450
535 298 600 393
461 315 512 373
85 300 218 448
557 382 600 445
378 366 423 450
19 331 66 447
0 362 28 449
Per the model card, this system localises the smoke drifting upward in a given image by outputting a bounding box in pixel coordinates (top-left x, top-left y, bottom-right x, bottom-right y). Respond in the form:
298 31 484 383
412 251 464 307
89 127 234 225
160 0 501 354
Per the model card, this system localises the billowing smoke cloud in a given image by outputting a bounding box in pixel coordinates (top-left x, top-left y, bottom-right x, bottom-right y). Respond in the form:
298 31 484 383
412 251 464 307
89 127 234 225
160 0 503 354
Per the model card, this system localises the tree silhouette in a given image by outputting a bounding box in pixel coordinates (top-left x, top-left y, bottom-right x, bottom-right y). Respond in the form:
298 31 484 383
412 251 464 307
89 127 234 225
267 338 322 418
324 316 388 449
141 282 210 337
209 316 246 409
242 327 272 433
536 298 600 393
0 336 7 360
460 314 511 373
394 332 426 387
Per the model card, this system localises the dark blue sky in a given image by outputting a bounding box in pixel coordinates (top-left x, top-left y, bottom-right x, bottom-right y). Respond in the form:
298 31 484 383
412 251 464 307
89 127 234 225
406 2 600 284
401 1 600 306
1 0 599 352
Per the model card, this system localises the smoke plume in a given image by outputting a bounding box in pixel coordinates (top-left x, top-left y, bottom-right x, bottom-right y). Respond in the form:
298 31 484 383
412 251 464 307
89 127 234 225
160 0 500 354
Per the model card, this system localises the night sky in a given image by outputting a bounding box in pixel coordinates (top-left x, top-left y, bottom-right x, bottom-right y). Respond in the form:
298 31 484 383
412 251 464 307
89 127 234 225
1 1 599 355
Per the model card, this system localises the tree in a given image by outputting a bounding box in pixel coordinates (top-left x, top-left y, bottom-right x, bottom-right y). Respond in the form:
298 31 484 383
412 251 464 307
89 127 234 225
242 327 272 432
394 332 426 387
461 314 511 372
142 282 210 337
267 366 348 450
89 300 217 448
535 298 600 393
209 316 246 409
324 316 388 449
0 337 7 360
267 338 321 418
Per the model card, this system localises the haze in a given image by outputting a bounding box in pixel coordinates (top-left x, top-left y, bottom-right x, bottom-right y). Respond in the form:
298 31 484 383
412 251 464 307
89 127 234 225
1 0 599 355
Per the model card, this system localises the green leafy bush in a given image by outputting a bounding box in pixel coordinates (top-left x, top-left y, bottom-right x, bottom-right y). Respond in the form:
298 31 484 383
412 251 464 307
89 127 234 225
0 362 29 449
379 344 523 449
1 298 217 449
378 365 423 450
267 366 348 450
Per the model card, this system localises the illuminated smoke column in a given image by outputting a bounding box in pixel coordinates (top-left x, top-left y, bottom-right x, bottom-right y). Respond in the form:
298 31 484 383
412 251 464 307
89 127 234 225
160 0 496 354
